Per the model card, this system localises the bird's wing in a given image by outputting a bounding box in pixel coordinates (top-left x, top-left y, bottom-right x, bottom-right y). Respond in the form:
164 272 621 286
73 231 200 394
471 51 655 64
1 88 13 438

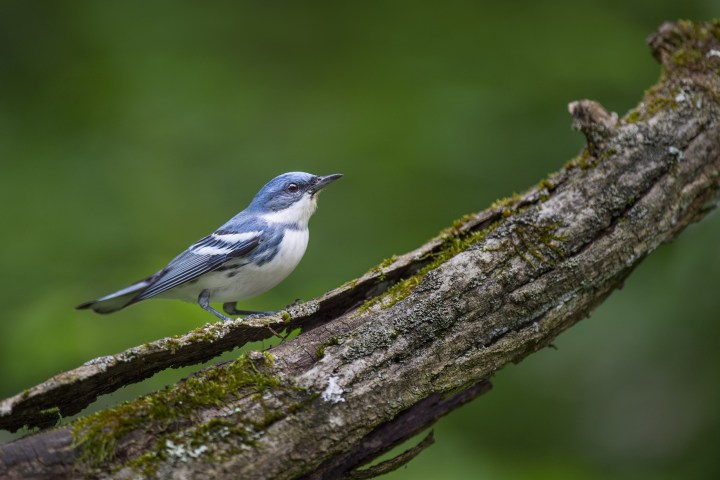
132 231 262 301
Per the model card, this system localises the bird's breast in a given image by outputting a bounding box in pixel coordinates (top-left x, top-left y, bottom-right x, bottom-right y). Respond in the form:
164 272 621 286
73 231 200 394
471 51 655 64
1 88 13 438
225 227 309 300
270 228 310 268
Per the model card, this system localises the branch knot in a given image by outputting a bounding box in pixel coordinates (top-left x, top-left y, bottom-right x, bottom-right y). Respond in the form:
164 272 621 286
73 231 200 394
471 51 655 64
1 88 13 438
647 20 720 72
568 100 618 156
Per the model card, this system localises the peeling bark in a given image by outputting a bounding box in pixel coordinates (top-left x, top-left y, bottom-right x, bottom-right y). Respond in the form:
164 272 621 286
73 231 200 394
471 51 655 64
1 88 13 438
1 20 719 480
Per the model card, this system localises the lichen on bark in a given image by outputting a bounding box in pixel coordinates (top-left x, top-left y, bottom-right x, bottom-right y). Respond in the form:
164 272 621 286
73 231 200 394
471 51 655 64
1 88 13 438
0 19 719 480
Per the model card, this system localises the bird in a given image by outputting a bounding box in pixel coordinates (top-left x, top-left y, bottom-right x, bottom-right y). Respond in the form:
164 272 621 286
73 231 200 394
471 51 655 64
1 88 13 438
77 172 342 322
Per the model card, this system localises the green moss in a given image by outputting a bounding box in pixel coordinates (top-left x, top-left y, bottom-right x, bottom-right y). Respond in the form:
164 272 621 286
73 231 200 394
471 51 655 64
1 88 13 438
368 255 399 280
182 320 237 345
125 416 263 476
126 367 304 474
511 221 566 268
449 213 480 231
668 20 720 70
39 406 61 419
624 109 641 124
671 47 703 67
564 149 592 170
337 277 360 293
622 92 676 124
380 255 398 268
490 193 521 210
280 311 292 322
598 147 618 162
368 272 424 310
262 351 275 365
564 145 618 170
648 95 676 116
72 353 284 468
187 418 256 450
125 450 164 478
316 337 339 359
623 20 720 125
354 182 569 315
434 213 480 240
357 221 501 313
539 178 555 191
164 337 183 354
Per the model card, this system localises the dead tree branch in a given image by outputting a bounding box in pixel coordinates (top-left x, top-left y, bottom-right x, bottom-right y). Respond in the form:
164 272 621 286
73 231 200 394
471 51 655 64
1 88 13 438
1 20 719 480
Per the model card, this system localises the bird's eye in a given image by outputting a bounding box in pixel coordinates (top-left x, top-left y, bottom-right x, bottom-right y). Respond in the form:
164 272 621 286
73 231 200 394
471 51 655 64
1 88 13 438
286 183 299 193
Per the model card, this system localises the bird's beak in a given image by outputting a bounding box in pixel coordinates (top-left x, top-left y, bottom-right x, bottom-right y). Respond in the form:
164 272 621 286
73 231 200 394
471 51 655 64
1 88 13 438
312 173 343 193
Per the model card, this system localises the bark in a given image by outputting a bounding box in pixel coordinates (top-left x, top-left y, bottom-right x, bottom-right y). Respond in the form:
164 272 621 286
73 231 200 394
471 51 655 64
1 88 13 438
1 20 719 480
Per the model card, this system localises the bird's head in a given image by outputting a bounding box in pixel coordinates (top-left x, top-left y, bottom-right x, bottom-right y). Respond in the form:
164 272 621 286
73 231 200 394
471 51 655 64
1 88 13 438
249 172 342 228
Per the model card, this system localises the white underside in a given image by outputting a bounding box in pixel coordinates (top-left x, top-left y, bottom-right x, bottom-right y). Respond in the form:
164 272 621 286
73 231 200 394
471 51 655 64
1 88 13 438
164 228 309 303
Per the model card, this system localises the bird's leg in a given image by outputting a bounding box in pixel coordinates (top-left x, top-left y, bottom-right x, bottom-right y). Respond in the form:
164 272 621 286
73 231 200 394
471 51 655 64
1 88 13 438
198 290 234 322
222 302 272 317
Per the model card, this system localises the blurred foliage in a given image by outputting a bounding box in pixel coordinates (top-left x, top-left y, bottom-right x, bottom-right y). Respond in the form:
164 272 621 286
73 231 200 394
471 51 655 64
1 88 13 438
1 1 719 478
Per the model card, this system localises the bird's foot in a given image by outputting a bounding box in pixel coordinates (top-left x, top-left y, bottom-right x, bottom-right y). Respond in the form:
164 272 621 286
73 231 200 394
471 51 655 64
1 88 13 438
222 302 273 319
223 302 260 316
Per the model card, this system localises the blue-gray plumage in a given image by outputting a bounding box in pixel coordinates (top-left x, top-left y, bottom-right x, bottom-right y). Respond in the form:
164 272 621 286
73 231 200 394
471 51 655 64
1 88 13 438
77 172 342 321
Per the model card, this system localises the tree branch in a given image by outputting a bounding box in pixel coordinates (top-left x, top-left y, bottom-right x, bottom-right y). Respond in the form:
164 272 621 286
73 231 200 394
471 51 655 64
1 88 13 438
1 19 719 480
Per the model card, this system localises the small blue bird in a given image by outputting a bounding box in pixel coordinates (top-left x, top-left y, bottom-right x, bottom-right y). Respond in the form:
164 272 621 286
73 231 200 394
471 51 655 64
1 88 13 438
77 172 342 322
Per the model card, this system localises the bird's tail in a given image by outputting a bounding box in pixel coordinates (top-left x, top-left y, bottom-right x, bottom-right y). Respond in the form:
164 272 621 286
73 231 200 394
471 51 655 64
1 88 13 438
76 276 154 314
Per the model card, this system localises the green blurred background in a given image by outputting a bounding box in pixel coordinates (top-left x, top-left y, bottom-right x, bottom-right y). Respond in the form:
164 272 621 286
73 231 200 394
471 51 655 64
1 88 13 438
1 1 719 478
